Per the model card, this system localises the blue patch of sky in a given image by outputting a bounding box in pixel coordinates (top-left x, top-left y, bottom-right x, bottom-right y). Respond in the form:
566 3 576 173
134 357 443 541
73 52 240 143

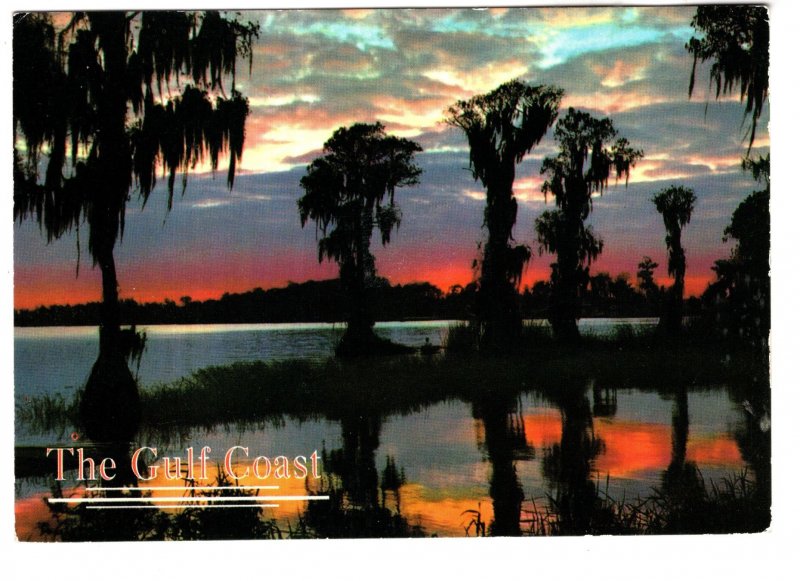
621 8 639 24
430 11 538 38
537 23 695 69
285 20 396 51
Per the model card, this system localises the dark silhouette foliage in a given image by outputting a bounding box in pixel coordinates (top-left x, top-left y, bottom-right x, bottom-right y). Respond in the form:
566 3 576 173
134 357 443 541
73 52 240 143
299 122 422 357
652 186 696 335
636 256 660 301
446 80 563 352
13 11 257 441
537 108 642 342
687 5 769 150
704 155 770 353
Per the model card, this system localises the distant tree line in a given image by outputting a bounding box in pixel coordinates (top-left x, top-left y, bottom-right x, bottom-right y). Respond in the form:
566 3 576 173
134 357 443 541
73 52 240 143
15 274 703 327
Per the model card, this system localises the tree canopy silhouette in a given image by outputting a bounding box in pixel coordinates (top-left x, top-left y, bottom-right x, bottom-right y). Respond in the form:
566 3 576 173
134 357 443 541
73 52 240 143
536 108 642 343
705 155 769 352
299 122 422 357
13 11 258 441
652 186 696 335
636 255 661 303
446 80 563 352
687 5 769 151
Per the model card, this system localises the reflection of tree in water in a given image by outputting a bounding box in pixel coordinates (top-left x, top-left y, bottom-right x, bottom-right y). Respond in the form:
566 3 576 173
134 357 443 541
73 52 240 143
380 455 406 513
303 413 424 538
36 412 422 540
652 380 770 533
591 379 617 418
472 392 533 536
38 445 278 541
661 386 702 499
730 373 771 531
734 400 771 530
542 385 604 535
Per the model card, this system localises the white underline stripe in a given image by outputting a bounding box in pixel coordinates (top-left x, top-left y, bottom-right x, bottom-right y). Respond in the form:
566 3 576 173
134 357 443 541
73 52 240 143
86 504 281 510
85 485 281 492
48 495 329 504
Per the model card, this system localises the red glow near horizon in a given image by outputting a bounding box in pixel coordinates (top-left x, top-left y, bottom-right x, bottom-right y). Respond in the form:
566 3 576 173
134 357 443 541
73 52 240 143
14 257 717 310
14 236 720 310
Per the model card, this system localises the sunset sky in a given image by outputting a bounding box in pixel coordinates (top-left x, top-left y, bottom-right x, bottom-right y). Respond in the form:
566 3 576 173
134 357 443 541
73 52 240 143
13 5 770 309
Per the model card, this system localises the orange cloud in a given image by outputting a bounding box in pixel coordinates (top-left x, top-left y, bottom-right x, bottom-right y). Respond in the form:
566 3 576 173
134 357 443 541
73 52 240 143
593 59 649 88
374 95 451 137
563 90 671 115
342 9 375 20
423 59 530 95
534 7 617 29
514 176 547 204
626 152 744 185
627 160 697 185
488 8 509 18
685 154 745 173
242 104 375 171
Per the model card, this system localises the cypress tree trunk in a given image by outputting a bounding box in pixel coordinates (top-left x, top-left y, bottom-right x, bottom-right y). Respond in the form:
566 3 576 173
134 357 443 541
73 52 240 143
660 229 686 335
78 14 140 443
549 184 583 344
97 226 121 357
478 166 522 352
339 204 379 356
79 215 141 443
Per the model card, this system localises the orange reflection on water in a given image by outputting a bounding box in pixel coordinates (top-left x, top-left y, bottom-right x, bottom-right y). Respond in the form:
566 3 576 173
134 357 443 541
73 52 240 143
522 407 562 448
15 493 59 541
14 460 319 541
595 420 744 478
132 460 315 524
15 415 746 540
687 436 743 467
594 420 672 478
399 482 493 537
520 408 744 479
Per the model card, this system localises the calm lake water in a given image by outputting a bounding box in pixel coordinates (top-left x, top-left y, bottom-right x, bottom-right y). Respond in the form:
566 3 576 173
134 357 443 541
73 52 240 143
14 319 657 402
15 318 762 538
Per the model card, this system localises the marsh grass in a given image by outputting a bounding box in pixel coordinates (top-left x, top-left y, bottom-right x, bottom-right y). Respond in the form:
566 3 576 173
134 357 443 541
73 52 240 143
520 468 768 535
442 321 479 354
17 393 80 437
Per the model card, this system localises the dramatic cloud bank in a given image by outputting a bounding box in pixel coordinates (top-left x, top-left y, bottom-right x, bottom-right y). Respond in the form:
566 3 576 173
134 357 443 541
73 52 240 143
15 6 769 308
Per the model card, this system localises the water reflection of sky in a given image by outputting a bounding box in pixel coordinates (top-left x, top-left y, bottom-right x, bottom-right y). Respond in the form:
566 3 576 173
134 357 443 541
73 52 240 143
14 321 750 538
15 387 748 538
377 391 744 535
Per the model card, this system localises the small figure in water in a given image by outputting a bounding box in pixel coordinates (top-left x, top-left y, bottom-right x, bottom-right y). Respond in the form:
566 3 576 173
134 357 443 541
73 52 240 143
421 336 440 356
